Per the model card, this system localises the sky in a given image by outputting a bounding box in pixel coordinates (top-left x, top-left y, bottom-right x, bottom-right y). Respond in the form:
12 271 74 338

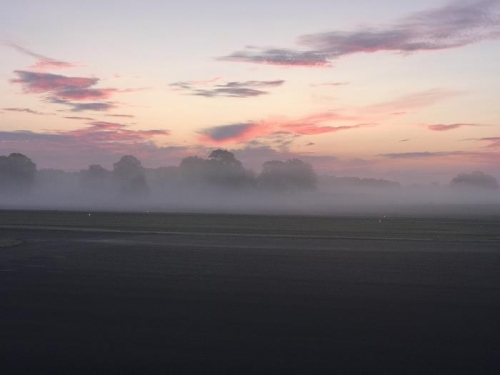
1 0 499 184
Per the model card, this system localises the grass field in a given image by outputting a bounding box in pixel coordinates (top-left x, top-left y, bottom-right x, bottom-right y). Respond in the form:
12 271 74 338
1 209 500 241
1 210 500 374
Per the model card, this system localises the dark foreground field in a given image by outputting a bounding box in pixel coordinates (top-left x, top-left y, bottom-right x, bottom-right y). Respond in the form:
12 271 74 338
1 211 500 374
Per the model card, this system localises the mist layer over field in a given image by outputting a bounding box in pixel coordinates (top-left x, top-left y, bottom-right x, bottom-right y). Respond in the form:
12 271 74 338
2 186 500 217
1 151 499 216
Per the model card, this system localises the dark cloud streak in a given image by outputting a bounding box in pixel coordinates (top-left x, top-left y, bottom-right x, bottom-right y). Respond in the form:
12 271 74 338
171 79 284 98
3 107 50 115
379 151 469 159
193 87 268 98
48 97 116 112
200 123 258 142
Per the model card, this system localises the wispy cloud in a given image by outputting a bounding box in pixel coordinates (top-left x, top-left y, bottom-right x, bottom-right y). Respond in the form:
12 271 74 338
366 89 462 113
220 0 500 67
171 79 285 98
64 116 95 121
219 48 331 67
170 77 223 91
194 87 269 98
221 80 285 88
48 97 116 112
3 107 51 115
5 42 78 70
170 77 222 89
471 136 500 148
105 114 135 118
282 122 372 135
426 123 482 131
379 151 470 159
311 82 349 87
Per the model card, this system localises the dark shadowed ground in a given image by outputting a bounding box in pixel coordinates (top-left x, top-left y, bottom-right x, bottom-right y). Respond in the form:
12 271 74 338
1 210 500 374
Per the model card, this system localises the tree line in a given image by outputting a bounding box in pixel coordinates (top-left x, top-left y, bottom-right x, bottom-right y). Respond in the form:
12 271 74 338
0 150 318 195
1 150 498 195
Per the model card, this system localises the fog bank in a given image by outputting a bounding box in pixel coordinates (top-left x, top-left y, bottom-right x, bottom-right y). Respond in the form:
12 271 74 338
1 151 499 217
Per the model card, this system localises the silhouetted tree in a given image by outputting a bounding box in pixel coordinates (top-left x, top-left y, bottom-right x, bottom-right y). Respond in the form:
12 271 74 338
450 171 499 190
125 175 149 195
259 159 317 192
319 176 400 193
37 169 76 188
179 156 208 184
0 153 37 192
208 149 242 168
113 155 149 194
206 150 255 188
79 164 111 190
145 166 180 188
179 150 255 189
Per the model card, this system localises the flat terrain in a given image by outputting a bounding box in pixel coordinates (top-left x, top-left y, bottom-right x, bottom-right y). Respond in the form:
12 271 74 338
1 210 500 374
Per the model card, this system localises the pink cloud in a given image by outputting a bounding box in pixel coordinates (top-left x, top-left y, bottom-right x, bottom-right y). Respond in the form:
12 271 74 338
55 88 119 101
105 114 135 118
199 87 463 145
200 111 368 144
30 59 77 71
11 70 98 93
282 123 372 135
426 123 480 131
366 89 462 114
6 42 78 70
11 71 142 112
